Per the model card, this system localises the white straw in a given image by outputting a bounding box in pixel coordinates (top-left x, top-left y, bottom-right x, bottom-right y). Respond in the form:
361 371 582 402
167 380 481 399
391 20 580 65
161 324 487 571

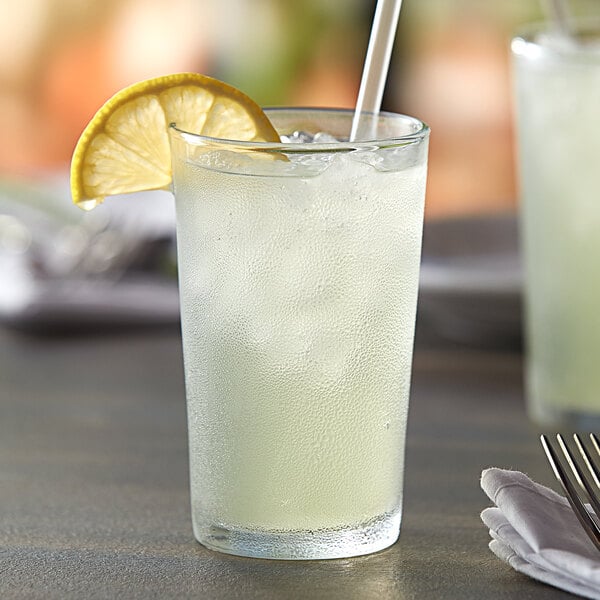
350 0 403 142
543 0 572 37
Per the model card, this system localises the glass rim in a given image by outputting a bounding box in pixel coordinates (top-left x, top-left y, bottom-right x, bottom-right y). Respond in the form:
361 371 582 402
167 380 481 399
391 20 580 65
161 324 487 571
511 17 600 60
169 107 429 152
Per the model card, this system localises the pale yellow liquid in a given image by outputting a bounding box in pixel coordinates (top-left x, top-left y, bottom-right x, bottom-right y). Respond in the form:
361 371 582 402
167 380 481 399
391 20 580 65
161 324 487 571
514 33 600 422
173 150 426 535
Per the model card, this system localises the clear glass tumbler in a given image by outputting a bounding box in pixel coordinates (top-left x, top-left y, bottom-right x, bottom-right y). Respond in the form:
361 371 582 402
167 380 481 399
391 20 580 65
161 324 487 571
169 108 429 559
512 22 600 428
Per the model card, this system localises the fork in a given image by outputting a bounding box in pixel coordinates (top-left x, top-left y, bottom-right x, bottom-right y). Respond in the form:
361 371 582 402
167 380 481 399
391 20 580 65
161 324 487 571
541 433 600 551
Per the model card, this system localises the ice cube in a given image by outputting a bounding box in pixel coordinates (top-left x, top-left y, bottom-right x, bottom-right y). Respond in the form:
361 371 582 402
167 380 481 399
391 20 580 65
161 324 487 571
313 132 342 143
280 130 314 144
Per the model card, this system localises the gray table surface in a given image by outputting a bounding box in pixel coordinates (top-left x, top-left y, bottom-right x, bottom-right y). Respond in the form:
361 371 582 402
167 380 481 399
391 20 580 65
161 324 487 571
0 324 574 599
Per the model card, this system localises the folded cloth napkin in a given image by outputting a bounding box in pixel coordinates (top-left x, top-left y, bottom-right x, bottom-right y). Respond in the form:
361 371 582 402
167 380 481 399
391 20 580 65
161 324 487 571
481 468 600 599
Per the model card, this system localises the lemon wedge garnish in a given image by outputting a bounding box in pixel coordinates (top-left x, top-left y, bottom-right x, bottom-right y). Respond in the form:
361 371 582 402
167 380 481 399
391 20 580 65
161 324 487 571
70 73 280 210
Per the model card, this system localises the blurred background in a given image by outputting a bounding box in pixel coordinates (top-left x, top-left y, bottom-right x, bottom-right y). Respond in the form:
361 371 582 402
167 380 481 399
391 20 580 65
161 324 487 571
6 0 600 214
0 0 597 337
0 0 570 215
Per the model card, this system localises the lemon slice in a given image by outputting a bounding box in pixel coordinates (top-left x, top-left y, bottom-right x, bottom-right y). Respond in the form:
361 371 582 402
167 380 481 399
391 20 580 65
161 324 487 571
70 73 280 210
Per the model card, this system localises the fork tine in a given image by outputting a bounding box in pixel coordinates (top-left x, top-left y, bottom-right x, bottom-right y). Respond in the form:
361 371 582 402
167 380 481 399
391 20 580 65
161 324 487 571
560 434 600 521
573 434 600 489
557 434 584 487
590 433 600 459
540 434 600 551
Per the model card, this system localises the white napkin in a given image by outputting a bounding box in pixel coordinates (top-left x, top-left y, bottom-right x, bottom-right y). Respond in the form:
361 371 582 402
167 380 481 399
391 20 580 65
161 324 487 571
481 468 600 599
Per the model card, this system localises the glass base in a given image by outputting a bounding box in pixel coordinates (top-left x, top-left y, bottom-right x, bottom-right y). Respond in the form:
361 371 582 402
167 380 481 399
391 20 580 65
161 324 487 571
193 511 402 560
530 403 600 431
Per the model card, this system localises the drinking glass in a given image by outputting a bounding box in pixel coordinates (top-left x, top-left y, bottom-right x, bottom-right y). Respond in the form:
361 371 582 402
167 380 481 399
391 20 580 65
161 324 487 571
512 21 600 427
169 108 429 559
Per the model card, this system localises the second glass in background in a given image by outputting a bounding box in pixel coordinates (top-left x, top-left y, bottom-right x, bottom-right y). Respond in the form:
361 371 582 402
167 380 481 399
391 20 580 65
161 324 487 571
512 20 600 427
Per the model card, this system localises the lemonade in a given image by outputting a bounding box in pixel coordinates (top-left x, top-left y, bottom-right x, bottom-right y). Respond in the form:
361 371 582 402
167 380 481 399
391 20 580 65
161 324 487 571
69 76 429 559
170 109 428 558
512 25 600 426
